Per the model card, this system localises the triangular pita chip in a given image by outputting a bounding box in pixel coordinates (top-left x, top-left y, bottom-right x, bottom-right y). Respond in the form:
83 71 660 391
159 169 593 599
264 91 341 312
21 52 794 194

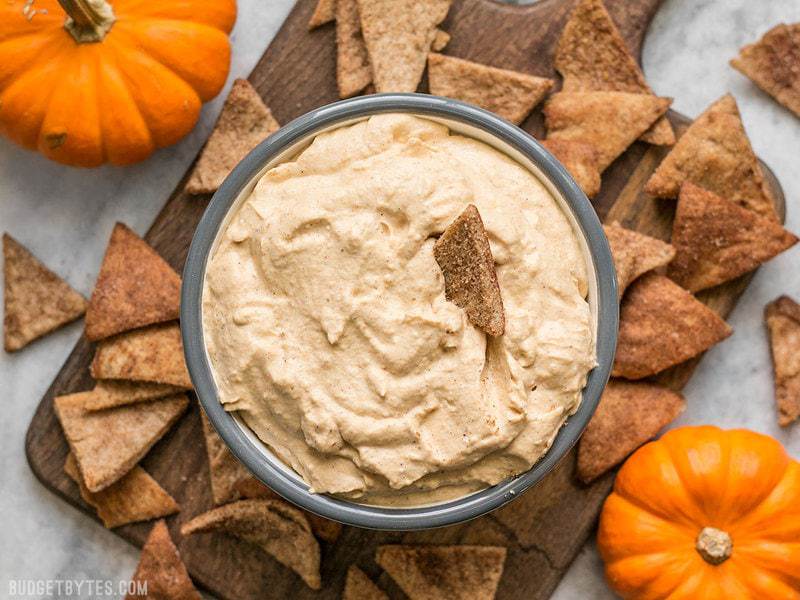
433 205 505 336
83 380 184 412
554 0 674 145
541 138 602 198
55 392 188 492
427 53 553 125
185 79 280 195
181 499 321 589
3 234 87 351
644 94 778 221
200 410 253 505
431 29 450 52
91 322 192 388
765 296 800 426
234 478 343 543
603 221 675 298
577 380 685 483
669 183 797 292
336 0 372 98
544 91 671 171
308 0 335 29
126 520 200 600
85 223 180 341
357 0 451 93
64 453 179 528
612 274 732 379
731 23 800 118
375 545 506 600
344 566 388 600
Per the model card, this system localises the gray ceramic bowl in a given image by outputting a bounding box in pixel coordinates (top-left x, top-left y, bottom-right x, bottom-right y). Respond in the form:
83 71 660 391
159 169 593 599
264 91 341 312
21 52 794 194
182 93 618 531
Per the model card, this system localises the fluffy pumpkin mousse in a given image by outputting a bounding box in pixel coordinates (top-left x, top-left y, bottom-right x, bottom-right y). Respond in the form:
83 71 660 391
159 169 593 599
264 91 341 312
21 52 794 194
202 114 595 505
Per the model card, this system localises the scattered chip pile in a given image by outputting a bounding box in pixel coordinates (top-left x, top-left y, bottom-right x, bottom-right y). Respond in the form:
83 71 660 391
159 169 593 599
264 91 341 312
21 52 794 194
311 0 555 132
554 0 674 145
126 520 201 600
543 90 671 172
3 234 87 352
48 223 193 531
542 0 676 197
765 296 800 426
575 82 798 479
427 53 554 125
731 23 800 119
185 79 280 195
645 94 779 221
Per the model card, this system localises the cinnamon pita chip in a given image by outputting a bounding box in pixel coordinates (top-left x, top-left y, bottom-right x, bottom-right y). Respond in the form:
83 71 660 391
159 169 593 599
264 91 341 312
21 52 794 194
644 94 778 221
84 380 183 412
181 499 321 589
554 0 674 145
64 453 179 528
544 91 671 171
91 322 192 388
234 478 343 543
200 410 253 505
603 221 675 298
3 234 87 351
357 0 451 93
185 79 280 195
541 138 602 198
731 24 800 118
126 520 200 600
576 380 685 483
431 29 450 52
344 566 388 600
55 392 188 492
376 545 506 600
433 205 504 336
308 0 335 29
427 53 553 125
612 274 732 379
336 0 372 98
669 183 797 292
765 296 800 426
85 223 180 341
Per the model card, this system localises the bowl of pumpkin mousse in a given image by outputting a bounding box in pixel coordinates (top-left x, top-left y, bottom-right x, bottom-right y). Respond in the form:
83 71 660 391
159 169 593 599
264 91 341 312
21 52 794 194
182 94 618 530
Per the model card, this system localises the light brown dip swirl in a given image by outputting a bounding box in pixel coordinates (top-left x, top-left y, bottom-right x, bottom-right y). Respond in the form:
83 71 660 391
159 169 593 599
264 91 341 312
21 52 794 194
203 114 595 506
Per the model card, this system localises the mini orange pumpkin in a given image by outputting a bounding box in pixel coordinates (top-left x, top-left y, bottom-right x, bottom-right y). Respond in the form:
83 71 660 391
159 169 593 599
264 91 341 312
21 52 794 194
0 0 236 167
598 426 800 599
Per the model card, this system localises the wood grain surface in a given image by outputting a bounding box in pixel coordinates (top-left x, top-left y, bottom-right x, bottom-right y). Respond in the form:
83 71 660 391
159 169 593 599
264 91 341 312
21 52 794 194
25 0 785 598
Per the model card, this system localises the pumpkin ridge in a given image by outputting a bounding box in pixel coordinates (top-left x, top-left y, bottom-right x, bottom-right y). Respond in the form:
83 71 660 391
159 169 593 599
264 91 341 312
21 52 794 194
95 50 154 164
106 34 201 148
611 488 700 536
615 441 710 528
111 18 230 101
108 0 236 33
605 551 701 598
729 462 800 544
0 30 63 92
0 35 69 148
723 551 800 597
0 3 61 42
38 46 104 166
661 427 731 525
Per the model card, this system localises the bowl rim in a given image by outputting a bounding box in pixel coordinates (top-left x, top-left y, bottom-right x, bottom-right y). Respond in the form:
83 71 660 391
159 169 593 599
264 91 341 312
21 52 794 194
181 93 618 531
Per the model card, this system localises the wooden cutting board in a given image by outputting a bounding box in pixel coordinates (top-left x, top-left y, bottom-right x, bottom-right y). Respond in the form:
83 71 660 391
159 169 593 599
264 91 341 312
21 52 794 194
25 0 785 598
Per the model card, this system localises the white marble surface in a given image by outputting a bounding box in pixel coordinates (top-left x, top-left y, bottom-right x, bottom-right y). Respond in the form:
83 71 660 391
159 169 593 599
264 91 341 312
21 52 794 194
1 0 798 598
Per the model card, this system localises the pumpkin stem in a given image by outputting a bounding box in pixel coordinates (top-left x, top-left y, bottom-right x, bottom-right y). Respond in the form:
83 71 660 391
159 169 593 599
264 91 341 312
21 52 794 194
696 527 733 565
57 0 115 43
